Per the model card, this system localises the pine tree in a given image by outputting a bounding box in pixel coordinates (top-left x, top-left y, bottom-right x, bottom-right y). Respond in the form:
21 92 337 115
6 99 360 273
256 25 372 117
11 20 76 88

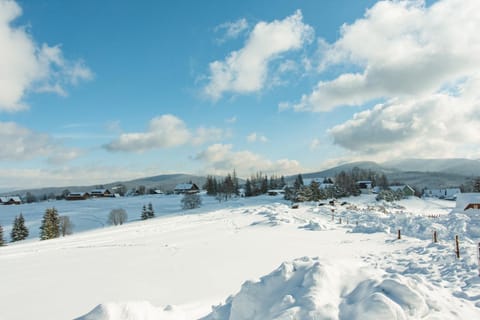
0 224 5 246
232 169 239 196
294 174 304 191
474 177 480 192
141 205 149 220
39 207 60 240
11 213 29 242
245 179 253 197
147 203 155 218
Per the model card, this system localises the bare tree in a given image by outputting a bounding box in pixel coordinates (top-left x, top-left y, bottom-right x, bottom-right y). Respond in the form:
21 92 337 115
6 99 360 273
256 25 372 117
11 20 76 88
181 193 202 210
59 216 74 236
108 208 128 225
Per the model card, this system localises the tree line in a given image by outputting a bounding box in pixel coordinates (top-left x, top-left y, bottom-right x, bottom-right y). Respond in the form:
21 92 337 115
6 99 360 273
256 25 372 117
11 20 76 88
284 168 391 202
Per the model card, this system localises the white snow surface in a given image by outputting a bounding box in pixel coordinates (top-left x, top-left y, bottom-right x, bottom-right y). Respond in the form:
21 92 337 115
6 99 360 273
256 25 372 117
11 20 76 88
1 194 480 319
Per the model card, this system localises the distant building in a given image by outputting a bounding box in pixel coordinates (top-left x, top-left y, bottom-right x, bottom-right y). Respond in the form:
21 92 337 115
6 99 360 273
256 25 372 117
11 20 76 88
267 189 285 196
356 181 372 194
66 192 90 201
174 183 200 194
303 177 335 190
389 185 415 197
0 196 21 205
455 193 480 212
90 189 114 198
423 188 461 200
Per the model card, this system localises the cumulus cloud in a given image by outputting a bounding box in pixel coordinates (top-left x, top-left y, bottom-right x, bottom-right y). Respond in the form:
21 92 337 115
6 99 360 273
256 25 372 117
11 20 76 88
204 10 313 100
247 132 268 143
329 78 480 159
104 115 225 152
0 0 92 111
103 115 191 152
0 121 81 162
195 143 303 177
215 18 249 43
290 0 480 112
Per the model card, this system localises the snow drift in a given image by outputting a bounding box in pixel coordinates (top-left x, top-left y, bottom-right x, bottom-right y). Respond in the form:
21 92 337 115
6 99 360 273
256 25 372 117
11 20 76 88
201 256 458 320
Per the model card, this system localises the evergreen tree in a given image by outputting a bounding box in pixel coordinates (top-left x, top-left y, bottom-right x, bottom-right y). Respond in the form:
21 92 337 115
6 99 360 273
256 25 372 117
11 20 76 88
204 175 217 196
261 175 268 194
294 174 304 191
279 176 286 188
147 203 155 218
0 224 5 246
474 177 480 192
141 205 149 220
11 213 29 242
39 207 60 240
310 180 321 201
245 179 253 197
232 169 239 196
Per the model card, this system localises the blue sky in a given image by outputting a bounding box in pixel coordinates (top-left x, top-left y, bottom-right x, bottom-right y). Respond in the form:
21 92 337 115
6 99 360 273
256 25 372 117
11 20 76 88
1 0 479 190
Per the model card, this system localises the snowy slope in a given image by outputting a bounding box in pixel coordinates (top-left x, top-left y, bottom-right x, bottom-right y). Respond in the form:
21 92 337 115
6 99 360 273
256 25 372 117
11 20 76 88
1 195 479 319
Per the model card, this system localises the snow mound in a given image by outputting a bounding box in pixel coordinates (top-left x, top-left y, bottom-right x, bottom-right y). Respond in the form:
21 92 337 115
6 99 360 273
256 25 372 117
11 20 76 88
201 257 449 320
299 220 328 231
75 301 185 320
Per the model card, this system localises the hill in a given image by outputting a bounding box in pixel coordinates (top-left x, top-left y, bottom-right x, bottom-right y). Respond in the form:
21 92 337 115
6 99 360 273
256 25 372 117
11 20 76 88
300 158 477 190
1 173 208 198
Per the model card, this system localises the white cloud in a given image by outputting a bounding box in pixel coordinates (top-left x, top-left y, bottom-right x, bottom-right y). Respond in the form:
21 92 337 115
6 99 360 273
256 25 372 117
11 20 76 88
247 132 268 143
104 115 191 152
104 115 226 152
0 121 81 162
204 10 313 100
329 78 480 160
195 143 303 177
215 18 249 43
310 138 321 150
0 0 92 112
290 0 480 112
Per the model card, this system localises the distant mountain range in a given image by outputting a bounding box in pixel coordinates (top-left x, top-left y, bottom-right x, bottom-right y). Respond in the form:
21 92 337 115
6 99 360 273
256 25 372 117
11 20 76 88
2 158 479 197
302 158 479 190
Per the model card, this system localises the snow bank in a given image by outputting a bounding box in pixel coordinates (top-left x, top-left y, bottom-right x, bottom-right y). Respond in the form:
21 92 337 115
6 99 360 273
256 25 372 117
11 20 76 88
201 256 467 320
75 302 186 320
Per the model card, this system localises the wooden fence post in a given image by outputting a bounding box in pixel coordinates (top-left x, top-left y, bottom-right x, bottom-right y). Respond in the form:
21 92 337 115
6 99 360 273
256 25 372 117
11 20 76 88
455 235 460 259
433 230 437 243
397 229 401 240
478 242 480 277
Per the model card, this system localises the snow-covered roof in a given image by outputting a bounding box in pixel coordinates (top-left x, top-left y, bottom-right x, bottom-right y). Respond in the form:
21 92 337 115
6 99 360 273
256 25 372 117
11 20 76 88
455 193 480 211
174 183 198 190
91 189 110 194
0 196 21 203
424 188 461 197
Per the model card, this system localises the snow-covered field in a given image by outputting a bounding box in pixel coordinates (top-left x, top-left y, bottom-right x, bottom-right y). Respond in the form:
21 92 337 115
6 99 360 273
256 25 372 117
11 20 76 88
1 194 480 319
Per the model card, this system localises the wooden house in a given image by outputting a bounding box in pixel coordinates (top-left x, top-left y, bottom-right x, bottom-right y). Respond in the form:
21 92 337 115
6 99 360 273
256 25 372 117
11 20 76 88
66 192 90 201
90 189 113 198
0 196 21 205
174 183 200 194
389 185 415 197
455 193 480 212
